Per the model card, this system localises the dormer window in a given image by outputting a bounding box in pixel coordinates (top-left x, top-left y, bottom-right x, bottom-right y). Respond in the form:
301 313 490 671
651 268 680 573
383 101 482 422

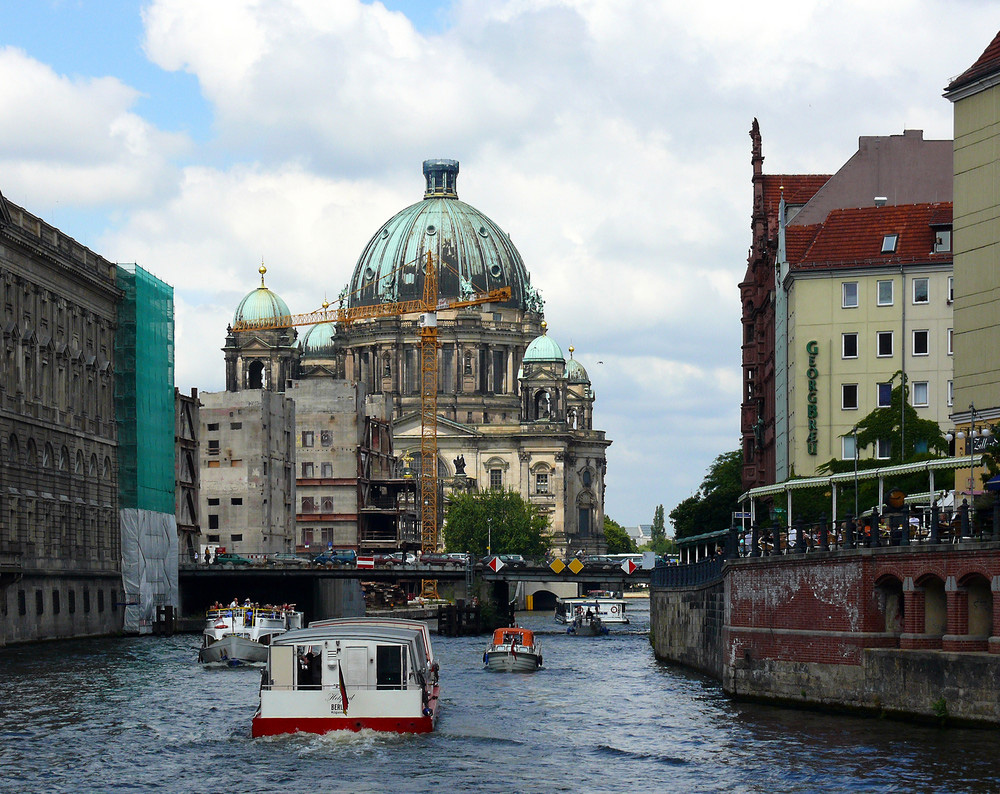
881 234 898 254
934 229 952 253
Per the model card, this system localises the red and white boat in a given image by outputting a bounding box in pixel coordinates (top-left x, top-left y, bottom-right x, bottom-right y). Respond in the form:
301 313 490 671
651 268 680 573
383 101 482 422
251 617 440 737
483 627 542 672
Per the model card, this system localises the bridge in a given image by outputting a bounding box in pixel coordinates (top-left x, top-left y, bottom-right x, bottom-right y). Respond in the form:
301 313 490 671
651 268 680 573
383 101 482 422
178 562 652 618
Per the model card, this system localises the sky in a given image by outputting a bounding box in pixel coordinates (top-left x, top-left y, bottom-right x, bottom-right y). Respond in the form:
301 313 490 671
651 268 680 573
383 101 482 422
0 0 995 530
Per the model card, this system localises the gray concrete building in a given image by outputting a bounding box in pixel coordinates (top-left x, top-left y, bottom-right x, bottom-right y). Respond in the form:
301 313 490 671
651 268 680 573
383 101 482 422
198 389 296 556
0 189 123 645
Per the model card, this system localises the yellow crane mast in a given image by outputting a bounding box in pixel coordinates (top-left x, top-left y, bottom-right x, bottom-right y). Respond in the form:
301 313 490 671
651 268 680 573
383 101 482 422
233 253 511 594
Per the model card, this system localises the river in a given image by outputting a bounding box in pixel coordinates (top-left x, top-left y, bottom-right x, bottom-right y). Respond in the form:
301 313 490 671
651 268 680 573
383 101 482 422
2 600 998 793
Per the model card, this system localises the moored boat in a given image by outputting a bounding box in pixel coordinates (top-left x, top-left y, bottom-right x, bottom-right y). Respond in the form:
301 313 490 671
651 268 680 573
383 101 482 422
483 627 542 672
198 604 303 666
251 617 440 737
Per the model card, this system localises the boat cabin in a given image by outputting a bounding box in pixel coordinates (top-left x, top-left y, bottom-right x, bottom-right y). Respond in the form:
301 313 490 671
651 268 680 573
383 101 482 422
491 628 536 648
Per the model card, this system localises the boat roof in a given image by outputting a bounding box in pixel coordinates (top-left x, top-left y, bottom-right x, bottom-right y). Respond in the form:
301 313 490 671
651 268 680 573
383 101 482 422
307 617 434 660
492 627 535 645
557 596 626 604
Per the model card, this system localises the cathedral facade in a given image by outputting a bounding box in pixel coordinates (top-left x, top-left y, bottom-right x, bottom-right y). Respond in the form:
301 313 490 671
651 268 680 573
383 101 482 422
224 160 611 556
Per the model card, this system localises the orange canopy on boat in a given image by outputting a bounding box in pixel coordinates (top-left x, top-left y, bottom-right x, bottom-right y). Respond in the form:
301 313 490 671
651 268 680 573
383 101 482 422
492 628 534 646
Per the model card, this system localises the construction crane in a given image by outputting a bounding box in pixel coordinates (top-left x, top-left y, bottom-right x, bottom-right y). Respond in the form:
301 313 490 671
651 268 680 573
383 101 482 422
233 253 511 596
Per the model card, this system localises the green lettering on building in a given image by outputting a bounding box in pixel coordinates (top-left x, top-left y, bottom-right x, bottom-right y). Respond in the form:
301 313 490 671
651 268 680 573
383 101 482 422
806 340 819 455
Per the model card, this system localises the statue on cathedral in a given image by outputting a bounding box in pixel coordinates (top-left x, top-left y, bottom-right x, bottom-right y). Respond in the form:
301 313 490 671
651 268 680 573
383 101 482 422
453 454 466 476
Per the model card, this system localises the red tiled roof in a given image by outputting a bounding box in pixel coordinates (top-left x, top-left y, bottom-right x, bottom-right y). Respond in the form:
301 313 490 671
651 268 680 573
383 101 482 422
790 202 953 271
762 174 830 217
947 30 1000 93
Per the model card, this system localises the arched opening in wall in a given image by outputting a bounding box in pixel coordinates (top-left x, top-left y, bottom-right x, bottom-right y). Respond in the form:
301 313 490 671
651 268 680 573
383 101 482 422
919 575 947 638
962 573 993 638
530 589 557 611
533 389 551 420
567 408 578 430
875 575 904 636
247 360 264 389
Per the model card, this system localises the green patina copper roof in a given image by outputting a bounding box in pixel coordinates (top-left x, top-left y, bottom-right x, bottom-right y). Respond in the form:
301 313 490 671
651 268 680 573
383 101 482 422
301 321 336 356
346 160 540 312
233 265 291 326
523 323 564 363
564 346 589 383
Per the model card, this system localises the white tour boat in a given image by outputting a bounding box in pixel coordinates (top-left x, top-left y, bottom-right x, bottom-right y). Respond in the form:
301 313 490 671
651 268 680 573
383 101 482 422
251 617 440 737
483 627 542 672
554 593 629 631
198 605 303 666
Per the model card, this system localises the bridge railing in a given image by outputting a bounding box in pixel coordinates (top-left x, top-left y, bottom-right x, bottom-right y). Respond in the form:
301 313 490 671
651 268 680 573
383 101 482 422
651 557 723 588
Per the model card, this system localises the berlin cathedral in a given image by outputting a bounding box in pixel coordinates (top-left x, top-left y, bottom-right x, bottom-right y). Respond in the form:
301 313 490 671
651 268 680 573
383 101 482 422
222 159 611 556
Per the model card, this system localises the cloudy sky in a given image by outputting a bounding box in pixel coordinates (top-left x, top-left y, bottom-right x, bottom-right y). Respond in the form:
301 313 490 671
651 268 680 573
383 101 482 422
0 1 994 529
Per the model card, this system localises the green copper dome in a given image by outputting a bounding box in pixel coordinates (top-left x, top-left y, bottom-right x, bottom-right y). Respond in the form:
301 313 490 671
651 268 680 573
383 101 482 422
301 322 336 357
234 266 291 326
564 346 589 383
346 160 541 312
523 324 564 363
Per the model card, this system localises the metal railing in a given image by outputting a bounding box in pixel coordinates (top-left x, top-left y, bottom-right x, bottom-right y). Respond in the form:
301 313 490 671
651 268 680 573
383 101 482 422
651 556 724 588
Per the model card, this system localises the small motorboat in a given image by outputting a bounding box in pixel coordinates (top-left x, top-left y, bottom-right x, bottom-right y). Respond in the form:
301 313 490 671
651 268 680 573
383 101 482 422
198 604 303 666
251 617 440 737
554 593 629 629
566 614 608 635
483 627 542 672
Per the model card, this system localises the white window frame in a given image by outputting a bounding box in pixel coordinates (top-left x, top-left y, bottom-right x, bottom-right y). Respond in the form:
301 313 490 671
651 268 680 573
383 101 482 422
876 439 892 460
947 328 953 356
842 435 857 461
881 234 898 254
911 381 928 407
877 279 894 306
912 277 929 304
948 276 954 302
947 380 954 407
842 281 858 308
842 332 858 359
842 383 859 410
535 472 549 495
912 329 929 356
876 331 893 357
877 382 892 408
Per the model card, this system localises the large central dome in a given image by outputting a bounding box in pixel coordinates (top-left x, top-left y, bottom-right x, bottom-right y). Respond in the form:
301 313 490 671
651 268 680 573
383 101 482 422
346 159 536 311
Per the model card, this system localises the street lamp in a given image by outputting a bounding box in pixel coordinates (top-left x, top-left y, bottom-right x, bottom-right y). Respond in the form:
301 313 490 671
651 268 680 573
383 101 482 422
852 425 860 520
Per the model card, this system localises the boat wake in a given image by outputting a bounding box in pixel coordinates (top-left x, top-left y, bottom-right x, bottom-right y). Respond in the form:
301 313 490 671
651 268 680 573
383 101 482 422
595 744 690 767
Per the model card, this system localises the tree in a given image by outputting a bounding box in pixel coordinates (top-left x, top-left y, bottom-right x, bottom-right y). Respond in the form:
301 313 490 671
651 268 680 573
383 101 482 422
604 516 635 554
669 449 742 539
852 377 948 463
443 489 551 558
651 505 665 545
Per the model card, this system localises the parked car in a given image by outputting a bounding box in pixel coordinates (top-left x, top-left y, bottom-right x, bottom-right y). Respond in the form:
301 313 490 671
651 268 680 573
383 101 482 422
582 555 619 570
374 552 416 567
479 553 527 568
213 552 258 566
312 549 358 566
267 552 310 566
420 552 470 568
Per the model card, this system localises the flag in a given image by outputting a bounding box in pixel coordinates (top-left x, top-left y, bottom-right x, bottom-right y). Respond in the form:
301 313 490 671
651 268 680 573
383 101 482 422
338 663 349 715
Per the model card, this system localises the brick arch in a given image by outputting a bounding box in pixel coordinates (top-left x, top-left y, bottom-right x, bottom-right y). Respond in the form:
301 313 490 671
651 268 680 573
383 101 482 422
916 573 947 638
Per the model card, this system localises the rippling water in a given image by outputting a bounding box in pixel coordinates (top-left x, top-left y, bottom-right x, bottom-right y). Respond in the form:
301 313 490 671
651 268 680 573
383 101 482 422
2 600 999 793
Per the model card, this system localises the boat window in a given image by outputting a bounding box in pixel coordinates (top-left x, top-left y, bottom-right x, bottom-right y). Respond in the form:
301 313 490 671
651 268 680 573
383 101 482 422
376 645 404 690
345 646 368 689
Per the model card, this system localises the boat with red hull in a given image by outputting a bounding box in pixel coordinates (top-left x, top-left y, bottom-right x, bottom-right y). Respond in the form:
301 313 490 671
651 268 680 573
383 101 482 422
251 617 440 737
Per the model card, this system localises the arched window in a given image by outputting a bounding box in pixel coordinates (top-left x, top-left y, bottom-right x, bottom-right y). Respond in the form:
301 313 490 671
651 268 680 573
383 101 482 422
247 360 264 389
8 434 19 465
89 454 98 476
59 446 69 471
75 449 84 475
43 443 53 468
383 353 392 378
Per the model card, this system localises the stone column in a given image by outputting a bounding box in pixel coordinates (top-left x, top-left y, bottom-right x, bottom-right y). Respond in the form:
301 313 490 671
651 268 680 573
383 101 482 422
942 575 972 652
899 577 929 650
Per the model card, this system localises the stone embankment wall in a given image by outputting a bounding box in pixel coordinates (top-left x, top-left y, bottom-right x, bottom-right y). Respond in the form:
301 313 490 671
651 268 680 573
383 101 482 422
652 545 1000 725
650 579 725 680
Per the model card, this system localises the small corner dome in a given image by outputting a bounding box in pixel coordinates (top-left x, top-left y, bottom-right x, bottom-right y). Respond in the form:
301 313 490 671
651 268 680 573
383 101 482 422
301 322 336 357
565 347 589 383
233 265 291 326
523 323 564 363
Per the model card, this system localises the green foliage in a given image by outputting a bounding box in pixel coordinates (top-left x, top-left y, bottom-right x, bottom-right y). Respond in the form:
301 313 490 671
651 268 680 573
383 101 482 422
852 378 948 463
669 449 743 539
443 489 551 558
603 516 636 554
651 505 665 544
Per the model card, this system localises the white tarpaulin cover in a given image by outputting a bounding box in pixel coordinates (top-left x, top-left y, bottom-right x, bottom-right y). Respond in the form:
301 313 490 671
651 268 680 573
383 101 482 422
120 508 178 634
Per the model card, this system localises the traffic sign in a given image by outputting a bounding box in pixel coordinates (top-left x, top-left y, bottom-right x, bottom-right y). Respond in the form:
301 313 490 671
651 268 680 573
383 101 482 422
621 559 637 575
567 558 584 574
549 559 566 573
356 556 375 569
488 556 505 573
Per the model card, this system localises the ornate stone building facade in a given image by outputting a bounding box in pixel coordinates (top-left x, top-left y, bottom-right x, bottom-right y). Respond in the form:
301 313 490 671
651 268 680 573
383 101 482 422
0 189 123 645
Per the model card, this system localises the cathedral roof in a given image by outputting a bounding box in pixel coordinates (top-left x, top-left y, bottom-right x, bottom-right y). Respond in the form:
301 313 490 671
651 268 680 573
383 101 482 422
300 322 336 357
564 347 589 383
523 323 564 363
345 160 537 312
234 266 291 326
